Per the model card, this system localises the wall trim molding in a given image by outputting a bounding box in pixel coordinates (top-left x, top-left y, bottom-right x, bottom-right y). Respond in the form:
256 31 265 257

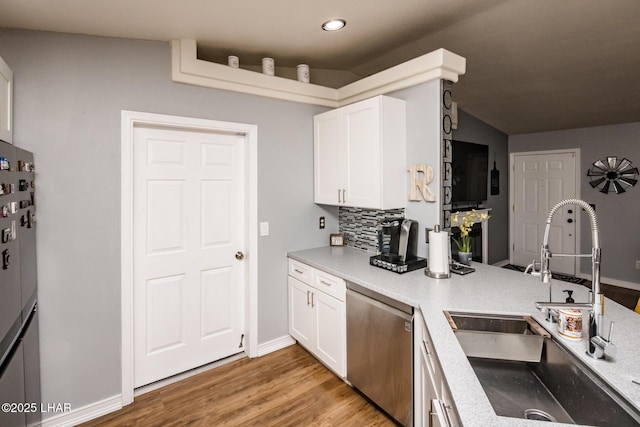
256 335 296 357
171 39 466 107
39 395 122 427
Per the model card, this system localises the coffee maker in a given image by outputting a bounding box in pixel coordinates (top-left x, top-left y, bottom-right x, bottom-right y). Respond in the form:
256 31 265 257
369 218 427 273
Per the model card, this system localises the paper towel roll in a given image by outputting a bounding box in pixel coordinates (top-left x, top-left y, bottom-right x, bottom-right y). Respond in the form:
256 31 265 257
428 228 450 277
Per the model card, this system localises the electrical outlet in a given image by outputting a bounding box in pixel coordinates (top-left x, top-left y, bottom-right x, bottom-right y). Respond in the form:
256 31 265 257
636 260 640 270
319 216 325 229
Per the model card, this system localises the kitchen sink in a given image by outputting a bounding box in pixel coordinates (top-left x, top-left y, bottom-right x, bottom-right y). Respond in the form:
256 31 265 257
445 311 548 362
446 312 640 425
446 312 549 336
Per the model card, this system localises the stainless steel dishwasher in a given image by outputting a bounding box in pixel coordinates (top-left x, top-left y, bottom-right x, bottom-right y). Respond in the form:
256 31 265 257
346 282 413 426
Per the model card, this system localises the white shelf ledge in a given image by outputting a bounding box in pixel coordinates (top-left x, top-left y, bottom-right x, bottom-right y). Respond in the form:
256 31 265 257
171 39 466 107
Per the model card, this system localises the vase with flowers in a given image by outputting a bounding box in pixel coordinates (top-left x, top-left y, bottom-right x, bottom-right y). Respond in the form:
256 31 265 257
451 210 490 265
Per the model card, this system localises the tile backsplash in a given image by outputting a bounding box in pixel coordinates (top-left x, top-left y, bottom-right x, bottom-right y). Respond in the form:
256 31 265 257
338 207 405 252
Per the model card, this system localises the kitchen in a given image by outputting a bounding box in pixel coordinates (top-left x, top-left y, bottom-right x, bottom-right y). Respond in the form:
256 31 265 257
1 2 640 426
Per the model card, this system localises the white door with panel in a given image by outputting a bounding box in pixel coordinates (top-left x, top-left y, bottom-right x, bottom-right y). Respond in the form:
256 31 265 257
133 125 246 388
511 151 577 275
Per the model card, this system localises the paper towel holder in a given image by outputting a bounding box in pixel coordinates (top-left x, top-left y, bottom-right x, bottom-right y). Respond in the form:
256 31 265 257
425 224 452 279
425 269 451 279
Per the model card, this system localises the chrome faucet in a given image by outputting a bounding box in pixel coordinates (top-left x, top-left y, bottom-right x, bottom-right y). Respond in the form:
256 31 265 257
533 199 615 359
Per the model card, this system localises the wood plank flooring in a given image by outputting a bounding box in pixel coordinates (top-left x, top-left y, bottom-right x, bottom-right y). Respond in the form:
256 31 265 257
79 344 396 427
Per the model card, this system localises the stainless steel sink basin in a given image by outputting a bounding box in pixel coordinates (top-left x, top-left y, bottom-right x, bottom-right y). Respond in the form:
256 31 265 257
446 312 640 425
446 312 548 336
445 312 549 362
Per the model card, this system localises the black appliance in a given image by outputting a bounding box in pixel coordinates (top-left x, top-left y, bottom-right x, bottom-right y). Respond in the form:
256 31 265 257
0 141 41 427
370 218 427 273
452 140 489 203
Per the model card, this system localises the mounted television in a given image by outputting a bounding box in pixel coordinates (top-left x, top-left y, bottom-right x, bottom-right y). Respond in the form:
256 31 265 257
451 140 489 203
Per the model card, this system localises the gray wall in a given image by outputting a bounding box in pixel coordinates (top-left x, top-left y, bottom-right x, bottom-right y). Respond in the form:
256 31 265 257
510 123 640 284
0 29 337 415
453 109 510 264
390 80 442 258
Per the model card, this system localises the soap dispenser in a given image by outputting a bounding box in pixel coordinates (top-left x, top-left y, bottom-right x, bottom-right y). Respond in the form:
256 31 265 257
563 289 575 303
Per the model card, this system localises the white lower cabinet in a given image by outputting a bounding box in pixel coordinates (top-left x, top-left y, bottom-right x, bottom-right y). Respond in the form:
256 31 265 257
288 259 346 377
288 259 461 424
415 309 461 427
289 276 314 349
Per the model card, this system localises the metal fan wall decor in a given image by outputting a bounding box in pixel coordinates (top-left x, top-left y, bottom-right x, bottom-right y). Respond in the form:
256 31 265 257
587 156 638 194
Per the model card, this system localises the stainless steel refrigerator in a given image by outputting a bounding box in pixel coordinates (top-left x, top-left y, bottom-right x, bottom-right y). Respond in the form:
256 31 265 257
0 141 40 427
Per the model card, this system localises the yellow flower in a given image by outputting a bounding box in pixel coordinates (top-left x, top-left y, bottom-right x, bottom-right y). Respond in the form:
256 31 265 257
452 210 490 252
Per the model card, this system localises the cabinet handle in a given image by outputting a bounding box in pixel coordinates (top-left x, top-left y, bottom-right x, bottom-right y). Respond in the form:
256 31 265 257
311 292 315 308
338 189 342 203
342 189 346 203
294 268 304 274
319 280 332 287
423 339 430 355
307 290 311 306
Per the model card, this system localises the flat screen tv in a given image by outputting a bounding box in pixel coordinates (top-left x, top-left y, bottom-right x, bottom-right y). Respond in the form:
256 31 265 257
451 140 489 203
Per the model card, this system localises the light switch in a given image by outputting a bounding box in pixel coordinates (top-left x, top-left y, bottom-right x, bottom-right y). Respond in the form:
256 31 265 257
260 222 269 236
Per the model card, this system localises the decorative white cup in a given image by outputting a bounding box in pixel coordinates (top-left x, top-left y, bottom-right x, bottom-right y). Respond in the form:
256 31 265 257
262 57 275 75
228 56 239 68
297 64 310 83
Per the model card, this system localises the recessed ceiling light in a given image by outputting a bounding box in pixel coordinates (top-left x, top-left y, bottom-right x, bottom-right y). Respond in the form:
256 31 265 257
322 19 346 31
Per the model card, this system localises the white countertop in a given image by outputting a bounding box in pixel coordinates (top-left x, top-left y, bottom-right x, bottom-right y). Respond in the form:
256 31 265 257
287 245 640 427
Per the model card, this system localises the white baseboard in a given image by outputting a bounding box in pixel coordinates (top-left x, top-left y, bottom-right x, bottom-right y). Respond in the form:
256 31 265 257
256 335 296 357
39 395 122 427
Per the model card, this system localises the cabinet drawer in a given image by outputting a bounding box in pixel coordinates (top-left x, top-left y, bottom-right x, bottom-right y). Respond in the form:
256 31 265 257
289 259 313 284
312 269 346 301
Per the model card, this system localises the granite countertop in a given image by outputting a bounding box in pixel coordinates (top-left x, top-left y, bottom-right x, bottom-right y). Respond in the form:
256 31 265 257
287 245 640 427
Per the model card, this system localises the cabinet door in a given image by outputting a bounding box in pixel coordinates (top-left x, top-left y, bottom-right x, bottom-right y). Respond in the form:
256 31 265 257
344 99 381 209
288 276 314 349
0 56 12 144
314 110 346 205
313 290 345 377
421 340 438 426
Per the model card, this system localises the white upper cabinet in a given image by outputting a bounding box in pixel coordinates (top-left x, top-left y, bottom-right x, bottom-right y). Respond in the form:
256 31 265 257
313 95 407 209
0 56 13 144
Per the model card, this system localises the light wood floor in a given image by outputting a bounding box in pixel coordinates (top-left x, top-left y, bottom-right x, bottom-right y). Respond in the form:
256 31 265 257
79 344 396 427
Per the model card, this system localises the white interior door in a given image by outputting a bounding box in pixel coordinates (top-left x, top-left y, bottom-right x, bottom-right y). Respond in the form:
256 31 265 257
511 151 577 275
133 125 246 388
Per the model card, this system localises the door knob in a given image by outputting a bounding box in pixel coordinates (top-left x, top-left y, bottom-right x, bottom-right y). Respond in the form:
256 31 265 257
235 251 245 260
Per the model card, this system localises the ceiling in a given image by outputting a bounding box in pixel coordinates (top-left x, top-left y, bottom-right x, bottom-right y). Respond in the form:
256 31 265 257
1 0 639 135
